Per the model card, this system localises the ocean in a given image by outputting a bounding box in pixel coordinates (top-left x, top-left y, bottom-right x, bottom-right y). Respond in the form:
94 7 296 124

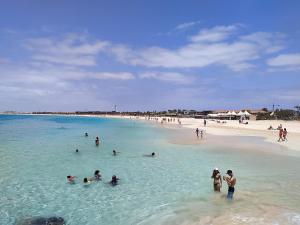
0 115 299 225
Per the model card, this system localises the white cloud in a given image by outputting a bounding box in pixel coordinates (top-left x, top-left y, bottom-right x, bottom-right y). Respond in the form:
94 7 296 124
111 41 259 71
88 72 134 80
239 32 285 53
140 71 194 84
175 21 201 31
267 53 300 70
110 25 284 71
189 25 238 42
24 34 110 66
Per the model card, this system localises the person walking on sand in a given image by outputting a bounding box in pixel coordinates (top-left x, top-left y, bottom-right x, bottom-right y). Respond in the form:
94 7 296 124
278 128 284 142
204 119 207 127
195 128 199 138
283 128 288 141
200 130 204 139
223 170 236 199
211 168 222 192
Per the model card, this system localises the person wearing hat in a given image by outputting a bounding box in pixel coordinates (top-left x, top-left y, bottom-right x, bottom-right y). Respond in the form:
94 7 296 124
211 168 222 192
223 170 236 199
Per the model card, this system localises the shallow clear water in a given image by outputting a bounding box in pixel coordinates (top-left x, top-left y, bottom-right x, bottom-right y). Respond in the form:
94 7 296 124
0 115 299 225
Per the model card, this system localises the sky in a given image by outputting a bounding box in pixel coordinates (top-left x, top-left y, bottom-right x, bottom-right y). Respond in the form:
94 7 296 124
0 0 300 112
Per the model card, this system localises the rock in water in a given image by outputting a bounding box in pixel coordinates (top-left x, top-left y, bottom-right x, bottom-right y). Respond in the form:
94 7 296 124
16 217 65 225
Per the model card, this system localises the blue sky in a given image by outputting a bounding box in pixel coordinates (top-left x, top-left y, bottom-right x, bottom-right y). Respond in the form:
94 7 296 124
0 0 300 112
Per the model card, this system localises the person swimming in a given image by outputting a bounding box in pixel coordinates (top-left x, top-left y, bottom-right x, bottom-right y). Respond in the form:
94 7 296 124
110 175 119 186
113 150 117 156
85 132 88 137
67 175 76 184
94 170 101 180
75 149 79 153
83 177 91 186
143 152 156 157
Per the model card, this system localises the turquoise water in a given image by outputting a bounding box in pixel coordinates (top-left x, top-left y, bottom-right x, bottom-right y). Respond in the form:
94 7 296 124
0 115 299 225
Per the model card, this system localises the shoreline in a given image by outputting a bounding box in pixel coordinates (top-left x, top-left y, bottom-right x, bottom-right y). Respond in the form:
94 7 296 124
3 113 300 154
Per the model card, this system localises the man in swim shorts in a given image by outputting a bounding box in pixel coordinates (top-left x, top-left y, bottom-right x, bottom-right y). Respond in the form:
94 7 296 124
223 170 236 199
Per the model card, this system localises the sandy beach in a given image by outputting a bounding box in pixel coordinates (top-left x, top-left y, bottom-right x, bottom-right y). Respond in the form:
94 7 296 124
106 115 300 153
25 113 300 153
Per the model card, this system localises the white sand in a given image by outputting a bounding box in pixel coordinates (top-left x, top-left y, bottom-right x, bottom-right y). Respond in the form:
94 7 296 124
150 117 300 152
115 115 300 153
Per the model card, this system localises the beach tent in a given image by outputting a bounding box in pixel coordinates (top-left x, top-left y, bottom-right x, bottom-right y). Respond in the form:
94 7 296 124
237 111 245 115
231 111 237 115
243 111 251 115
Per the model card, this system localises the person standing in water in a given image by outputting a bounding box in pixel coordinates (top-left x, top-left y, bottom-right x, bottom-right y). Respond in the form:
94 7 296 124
211 168 222 192
223 170 236 199
113 150 120 156
95 137 100 146
195 128 199 138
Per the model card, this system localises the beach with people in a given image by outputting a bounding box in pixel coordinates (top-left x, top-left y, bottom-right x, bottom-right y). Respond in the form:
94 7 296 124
119 115 300 153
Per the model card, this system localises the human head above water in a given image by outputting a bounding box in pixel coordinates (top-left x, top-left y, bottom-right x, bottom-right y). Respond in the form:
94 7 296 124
226 170 233 175
94 170 100 175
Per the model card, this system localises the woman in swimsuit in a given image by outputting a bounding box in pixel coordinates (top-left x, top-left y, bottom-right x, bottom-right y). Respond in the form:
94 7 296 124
211 168 222 192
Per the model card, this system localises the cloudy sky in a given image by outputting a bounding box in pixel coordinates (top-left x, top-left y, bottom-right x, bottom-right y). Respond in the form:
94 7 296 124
0 0 300 112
